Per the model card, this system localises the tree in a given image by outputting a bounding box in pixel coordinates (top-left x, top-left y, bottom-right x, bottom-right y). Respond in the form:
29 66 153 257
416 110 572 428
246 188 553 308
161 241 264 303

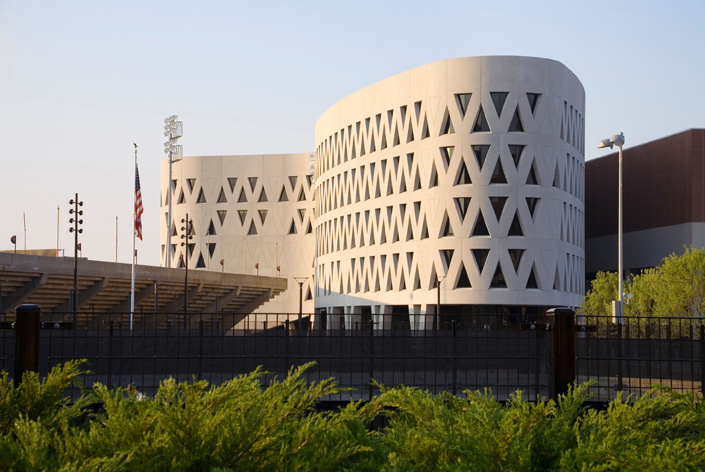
581 271 618 318
582 246 705 323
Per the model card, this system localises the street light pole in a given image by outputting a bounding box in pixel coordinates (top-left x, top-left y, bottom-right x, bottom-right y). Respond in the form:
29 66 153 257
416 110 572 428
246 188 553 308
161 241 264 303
180 214 193 329
294 277 308 332
164 115 183 268
599 132 626 322
68 194 83 322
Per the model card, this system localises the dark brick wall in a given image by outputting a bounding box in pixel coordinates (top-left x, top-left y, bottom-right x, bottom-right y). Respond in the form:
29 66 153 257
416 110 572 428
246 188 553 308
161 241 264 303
586 129 705 238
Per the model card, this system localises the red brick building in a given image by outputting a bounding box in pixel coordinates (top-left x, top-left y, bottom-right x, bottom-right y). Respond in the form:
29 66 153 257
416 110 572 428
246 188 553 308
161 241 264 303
585 128 705 280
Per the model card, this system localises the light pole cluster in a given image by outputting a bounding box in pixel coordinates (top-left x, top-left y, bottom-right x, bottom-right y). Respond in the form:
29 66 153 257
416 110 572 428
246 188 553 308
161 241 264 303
598 132 626 323
180 213 193 328
68 193 83 320
164 115 183 269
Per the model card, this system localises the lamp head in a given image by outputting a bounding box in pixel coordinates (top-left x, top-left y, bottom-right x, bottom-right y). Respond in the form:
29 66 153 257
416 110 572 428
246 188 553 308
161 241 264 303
598 138 613 149
611 132 625 148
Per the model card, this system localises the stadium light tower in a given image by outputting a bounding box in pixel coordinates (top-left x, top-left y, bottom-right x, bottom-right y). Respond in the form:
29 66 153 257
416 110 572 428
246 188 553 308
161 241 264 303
598 132 625 323
164 115 183 268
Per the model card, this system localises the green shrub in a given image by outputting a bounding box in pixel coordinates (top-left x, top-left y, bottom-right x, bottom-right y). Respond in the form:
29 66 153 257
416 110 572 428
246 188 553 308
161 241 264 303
1 362 704 471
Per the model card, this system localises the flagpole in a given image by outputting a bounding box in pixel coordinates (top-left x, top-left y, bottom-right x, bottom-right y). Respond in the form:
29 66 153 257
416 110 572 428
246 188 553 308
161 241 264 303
130 144 137 331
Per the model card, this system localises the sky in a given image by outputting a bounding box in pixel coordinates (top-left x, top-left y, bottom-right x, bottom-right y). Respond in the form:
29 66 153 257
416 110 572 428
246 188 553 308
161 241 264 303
1 0 704 267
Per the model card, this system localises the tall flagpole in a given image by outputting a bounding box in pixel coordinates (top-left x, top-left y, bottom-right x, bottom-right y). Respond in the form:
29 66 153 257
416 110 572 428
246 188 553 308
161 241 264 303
130 144 138 331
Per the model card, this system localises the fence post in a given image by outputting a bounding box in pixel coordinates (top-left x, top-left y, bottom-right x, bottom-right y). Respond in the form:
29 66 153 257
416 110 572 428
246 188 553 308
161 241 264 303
700 325 704 395
198 319 203 380
14 304 41 386
547 307 575 400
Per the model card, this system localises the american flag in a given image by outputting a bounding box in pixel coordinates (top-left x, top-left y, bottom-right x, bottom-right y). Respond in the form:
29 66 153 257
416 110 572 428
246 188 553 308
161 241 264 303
135 164 144 240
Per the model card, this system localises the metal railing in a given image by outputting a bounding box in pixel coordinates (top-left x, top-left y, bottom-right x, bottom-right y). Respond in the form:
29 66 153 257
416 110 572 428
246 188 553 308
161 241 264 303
2 307 703 403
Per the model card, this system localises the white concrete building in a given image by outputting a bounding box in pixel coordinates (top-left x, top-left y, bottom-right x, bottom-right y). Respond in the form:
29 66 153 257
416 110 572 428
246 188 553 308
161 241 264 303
161 56 585 325
160 153 316 314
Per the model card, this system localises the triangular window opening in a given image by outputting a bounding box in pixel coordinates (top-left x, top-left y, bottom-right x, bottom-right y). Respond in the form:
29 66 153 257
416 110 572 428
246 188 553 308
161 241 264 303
526 159 539 185
258 188 268 203
248 177 258 191
455 197 471 220
472 211 490 236
490 266 507 288
420 217 429 239
305 286 312 300
208 243 216 258
508 107 524 132
177 255 185 268
526 197 539 220
527 265 539 289
490 92 509 118
553 164 561 188
441 213 454 238
298 208 306 222
406 125 415 143
171 224 178 237
187 243 195 257
279 187 288 202
217 187 227 203
489 197 508 221
508 145 525 168
508 249 524 272
187 178 196 193
441 249 454 268
238 188 247 203
456 264 472 288
429 163 438 188
207 220 216 236
472 249 490 274
238 210 248 225
196 188 207 204
472 145 490 170
177 189 186 204
472 106 490 132
440 108 455 135
228 177 238 192
289 220 297 235
247 221 257 235
421 114 430 139
413 169 422 191
455 93 472 119
259 209 268 224
455 160 472 185
306 220 313 234
298 188 306 202
490 160 508 184
526 93 540 115
440 146 454 168
508 213 523 236
553 267 562 291
393 125 400 147
413 269 422 290
288 175 298 190
196 253 206 269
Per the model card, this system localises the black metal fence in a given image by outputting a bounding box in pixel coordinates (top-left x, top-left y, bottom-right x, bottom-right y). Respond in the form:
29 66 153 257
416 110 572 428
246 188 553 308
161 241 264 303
2 308 704 403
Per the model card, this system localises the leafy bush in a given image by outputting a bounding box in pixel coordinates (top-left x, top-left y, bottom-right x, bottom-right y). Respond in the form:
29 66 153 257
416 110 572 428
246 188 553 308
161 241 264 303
1 362 704 471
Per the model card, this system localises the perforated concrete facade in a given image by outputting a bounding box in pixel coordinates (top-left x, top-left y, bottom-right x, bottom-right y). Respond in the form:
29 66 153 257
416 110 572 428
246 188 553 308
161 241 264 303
314 56 585 325
160 153 316 314
160 56 586 322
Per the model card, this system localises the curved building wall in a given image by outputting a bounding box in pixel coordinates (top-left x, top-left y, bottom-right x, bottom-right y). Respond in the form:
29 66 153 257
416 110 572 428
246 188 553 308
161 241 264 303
160 153 316 314
314 56 585 322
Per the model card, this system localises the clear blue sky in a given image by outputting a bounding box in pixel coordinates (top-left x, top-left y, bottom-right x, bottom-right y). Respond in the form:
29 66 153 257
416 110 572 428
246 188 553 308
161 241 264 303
1 0 703 267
